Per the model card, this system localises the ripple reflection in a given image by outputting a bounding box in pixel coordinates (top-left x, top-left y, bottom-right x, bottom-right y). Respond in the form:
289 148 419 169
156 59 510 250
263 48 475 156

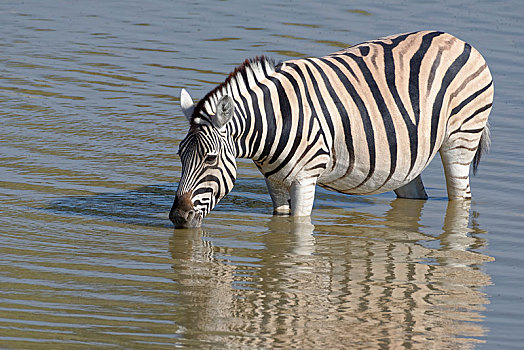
169 199 492 348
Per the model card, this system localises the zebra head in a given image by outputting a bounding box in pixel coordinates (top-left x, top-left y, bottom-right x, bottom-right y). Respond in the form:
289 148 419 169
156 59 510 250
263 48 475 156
169 89 237 228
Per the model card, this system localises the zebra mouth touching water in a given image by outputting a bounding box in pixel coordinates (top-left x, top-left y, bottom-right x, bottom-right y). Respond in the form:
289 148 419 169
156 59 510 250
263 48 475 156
169 208 203 229
169 192 204 228
170 30 493 228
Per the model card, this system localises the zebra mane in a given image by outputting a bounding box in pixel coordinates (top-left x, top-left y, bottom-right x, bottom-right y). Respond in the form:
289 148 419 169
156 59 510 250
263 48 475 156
192 56 276 124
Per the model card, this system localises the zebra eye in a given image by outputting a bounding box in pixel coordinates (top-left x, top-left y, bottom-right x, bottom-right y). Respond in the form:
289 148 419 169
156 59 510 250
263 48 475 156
205 153 218 164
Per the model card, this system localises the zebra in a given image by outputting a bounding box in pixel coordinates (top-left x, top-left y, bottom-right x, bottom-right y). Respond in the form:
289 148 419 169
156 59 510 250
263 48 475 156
169 30 493 228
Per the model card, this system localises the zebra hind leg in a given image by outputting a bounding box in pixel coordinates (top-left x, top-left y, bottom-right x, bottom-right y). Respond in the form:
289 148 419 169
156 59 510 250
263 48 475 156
265 177 291 215
394 175 428 200
439 127 488 200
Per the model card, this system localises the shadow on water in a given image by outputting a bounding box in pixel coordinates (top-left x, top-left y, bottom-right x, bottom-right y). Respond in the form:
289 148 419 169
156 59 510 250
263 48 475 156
46 184 176 228
169 199 493 348
45 178 274 228
44 177 377 228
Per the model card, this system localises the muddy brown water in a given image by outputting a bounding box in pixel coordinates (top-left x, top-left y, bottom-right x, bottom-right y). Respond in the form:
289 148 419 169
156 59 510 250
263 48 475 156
1 1 523 348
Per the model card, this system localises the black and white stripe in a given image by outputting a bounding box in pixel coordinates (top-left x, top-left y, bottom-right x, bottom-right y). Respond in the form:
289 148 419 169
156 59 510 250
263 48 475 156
172 30 493 225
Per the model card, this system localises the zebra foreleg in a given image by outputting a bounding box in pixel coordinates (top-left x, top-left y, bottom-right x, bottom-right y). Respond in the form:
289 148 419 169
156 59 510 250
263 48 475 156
290 177 317 217
394 175 428 200
265 177 291 215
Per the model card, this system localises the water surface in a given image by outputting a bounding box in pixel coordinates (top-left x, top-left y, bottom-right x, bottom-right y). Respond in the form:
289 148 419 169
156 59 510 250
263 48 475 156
1 0 523 348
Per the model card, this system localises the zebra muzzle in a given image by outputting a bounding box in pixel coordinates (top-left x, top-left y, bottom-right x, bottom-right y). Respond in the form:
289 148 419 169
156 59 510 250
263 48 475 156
169 192 203 228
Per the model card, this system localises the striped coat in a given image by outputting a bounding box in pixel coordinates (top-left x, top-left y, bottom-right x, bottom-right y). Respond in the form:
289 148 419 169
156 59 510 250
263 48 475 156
170 30 493 228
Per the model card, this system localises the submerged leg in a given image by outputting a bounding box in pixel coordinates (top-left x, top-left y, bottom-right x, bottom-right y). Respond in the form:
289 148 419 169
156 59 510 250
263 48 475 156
394 175 428 200
265 177 291 215
290 177 317 217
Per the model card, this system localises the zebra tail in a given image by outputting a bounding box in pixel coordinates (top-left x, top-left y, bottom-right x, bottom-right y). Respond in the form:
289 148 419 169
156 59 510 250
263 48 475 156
473 123 491 175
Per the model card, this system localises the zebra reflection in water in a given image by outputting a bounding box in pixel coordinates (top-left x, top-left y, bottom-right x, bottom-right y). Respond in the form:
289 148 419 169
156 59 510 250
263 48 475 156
169 200 492 348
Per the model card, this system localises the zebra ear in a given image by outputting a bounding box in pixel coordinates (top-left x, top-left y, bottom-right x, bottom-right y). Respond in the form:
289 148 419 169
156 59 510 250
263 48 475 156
214 95 234 129
180 89 195 121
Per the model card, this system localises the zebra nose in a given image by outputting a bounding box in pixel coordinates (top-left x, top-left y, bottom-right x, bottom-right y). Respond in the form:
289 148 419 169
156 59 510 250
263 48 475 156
169 192 202 228
172 192 194 211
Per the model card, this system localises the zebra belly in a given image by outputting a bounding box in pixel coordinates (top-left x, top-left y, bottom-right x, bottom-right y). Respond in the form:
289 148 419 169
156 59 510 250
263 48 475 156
318 170 418 195
318 154 430 196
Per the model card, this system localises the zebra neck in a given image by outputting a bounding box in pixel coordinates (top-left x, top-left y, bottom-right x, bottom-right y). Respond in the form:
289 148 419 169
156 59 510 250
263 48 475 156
191 57 278 160
230 92 277 161
209 58 278 160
